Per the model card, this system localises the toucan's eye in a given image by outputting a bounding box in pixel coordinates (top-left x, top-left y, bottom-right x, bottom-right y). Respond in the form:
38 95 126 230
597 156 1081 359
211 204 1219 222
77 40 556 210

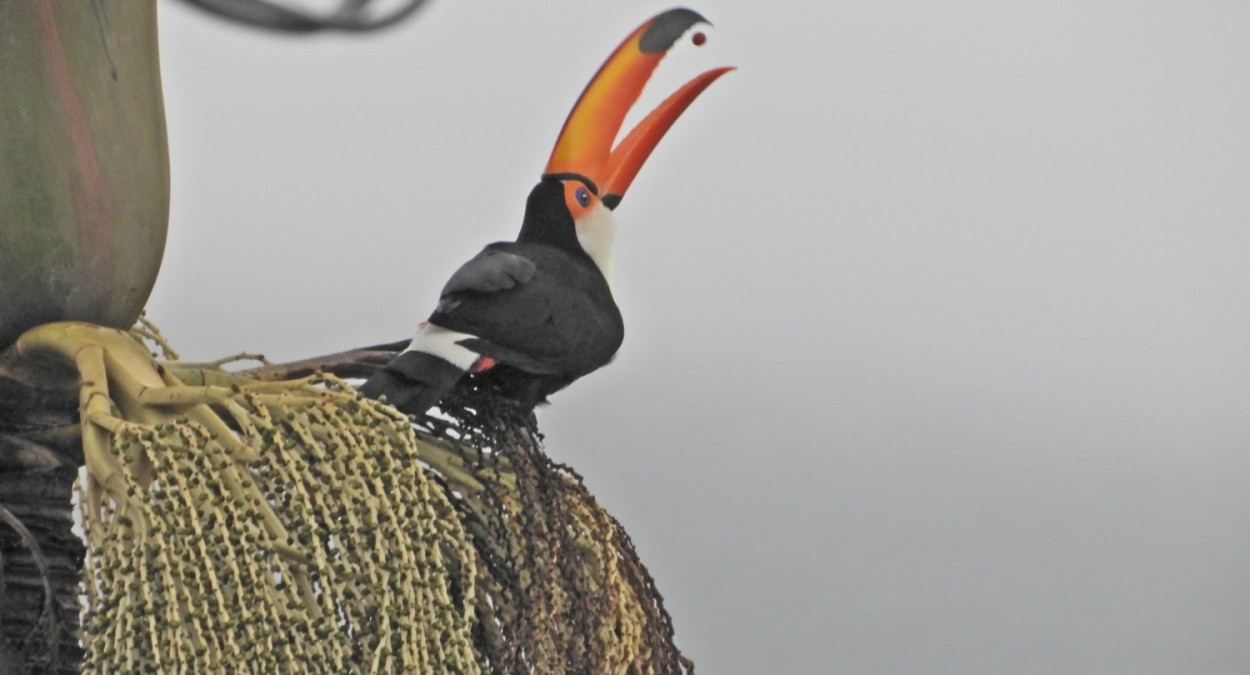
562 180 596 217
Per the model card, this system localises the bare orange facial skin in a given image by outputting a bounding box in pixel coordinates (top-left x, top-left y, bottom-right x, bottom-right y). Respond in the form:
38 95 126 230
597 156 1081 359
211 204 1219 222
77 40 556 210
562 179 599 221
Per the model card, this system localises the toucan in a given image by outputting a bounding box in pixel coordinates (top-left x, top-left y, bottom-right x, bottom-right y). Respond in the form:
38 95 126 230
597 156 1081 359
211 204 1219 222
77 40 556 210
359 8 732 416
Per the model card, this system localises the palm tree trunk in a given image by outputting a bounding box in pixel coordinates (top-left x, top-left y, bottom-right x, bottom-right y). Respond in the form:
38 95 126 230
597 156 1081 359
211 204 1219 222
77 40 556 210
0 363 82 674
0 0 168 349
0 2 165 672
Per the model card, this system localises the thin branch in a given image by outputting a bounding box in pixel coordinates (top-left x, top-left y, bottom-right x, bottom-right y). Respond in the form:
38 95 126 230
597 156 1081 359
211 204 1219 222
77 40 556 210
177 0 431 34
241 340 406 381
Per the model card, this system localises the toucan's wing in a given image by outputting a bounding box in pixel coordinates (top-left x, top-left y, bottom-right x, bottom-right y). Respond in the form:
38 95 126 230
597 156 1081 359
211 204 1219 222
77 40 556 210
430 242 623 375
436 247 537 313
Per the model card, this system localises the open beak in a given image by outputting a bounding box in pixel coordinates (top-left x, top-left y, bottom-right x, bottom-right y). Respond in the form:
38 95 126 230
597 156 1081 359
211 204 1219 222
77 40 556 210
543 8 734 210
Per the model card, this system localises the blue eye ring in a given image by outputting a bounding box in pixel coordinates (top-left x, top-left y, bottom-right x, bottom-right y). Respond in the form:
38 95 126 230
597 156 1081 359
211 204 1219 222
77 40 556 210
575 187 591 207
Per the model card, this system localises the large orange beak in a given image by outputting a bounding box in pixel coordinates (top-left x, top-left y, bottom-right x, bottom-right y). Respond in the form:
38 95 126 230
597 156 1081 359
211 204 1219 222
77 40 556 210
543 8 734 210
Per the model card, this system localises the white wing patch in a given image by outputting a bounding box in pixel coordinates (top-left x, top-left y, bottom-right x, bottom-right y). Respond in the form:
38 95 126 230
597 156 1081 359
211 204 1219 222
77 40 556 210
404 322 481 371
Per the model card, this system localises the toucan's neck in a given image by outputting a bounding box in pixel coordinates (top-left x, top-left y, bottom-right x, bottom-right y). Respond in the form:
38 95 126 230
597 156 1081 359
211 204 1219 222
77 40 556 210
516 178 616 289
575 202 616 289
516 179 581 251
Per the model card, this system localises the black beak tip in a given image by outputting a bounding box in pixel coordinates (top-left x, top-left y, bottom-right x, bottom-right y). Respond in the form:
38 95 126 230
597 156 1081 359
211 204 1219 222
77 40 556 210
639 7 710 54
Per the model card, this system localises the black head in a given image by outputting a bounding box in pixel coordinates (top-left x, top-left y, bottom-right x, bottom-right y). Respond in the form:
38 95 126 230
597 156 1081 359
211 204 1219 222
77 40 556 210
515 175 600 255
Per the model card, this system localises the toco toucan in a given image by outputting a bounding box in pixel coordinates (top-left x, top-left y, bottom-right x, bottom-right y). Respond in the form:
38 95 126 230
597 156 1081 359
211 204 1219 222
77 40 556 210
359 8 732 416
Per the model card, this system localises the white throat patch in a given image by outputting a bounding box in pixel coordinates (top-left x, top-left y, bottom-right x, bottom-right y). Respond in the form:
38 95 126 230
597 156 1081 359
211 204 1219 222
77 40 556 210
575 201 616 290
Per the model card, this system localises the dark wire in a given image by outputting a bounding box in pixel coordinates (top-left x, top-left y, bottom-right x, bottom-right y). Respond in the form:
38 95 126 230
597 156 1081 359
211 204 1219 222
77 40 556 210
177 0 431 34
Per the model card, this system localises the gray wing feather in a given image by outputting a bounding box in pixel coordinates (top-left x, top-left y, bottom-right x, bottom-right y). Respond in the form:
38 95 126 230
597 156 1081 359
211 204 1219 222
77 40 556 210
437 249 536 313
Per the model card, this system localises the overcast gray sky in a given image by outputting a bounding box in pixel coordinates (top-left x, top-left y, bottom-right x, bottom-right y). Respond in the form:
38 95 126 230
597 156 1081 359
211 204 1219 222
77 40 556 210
151 2 1250 672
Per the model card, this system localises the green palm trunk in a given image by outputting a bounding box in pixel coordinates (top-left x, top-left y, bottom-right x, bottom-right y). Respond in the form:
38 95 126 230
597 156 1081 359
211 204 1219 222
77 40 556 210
0 0 168 348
